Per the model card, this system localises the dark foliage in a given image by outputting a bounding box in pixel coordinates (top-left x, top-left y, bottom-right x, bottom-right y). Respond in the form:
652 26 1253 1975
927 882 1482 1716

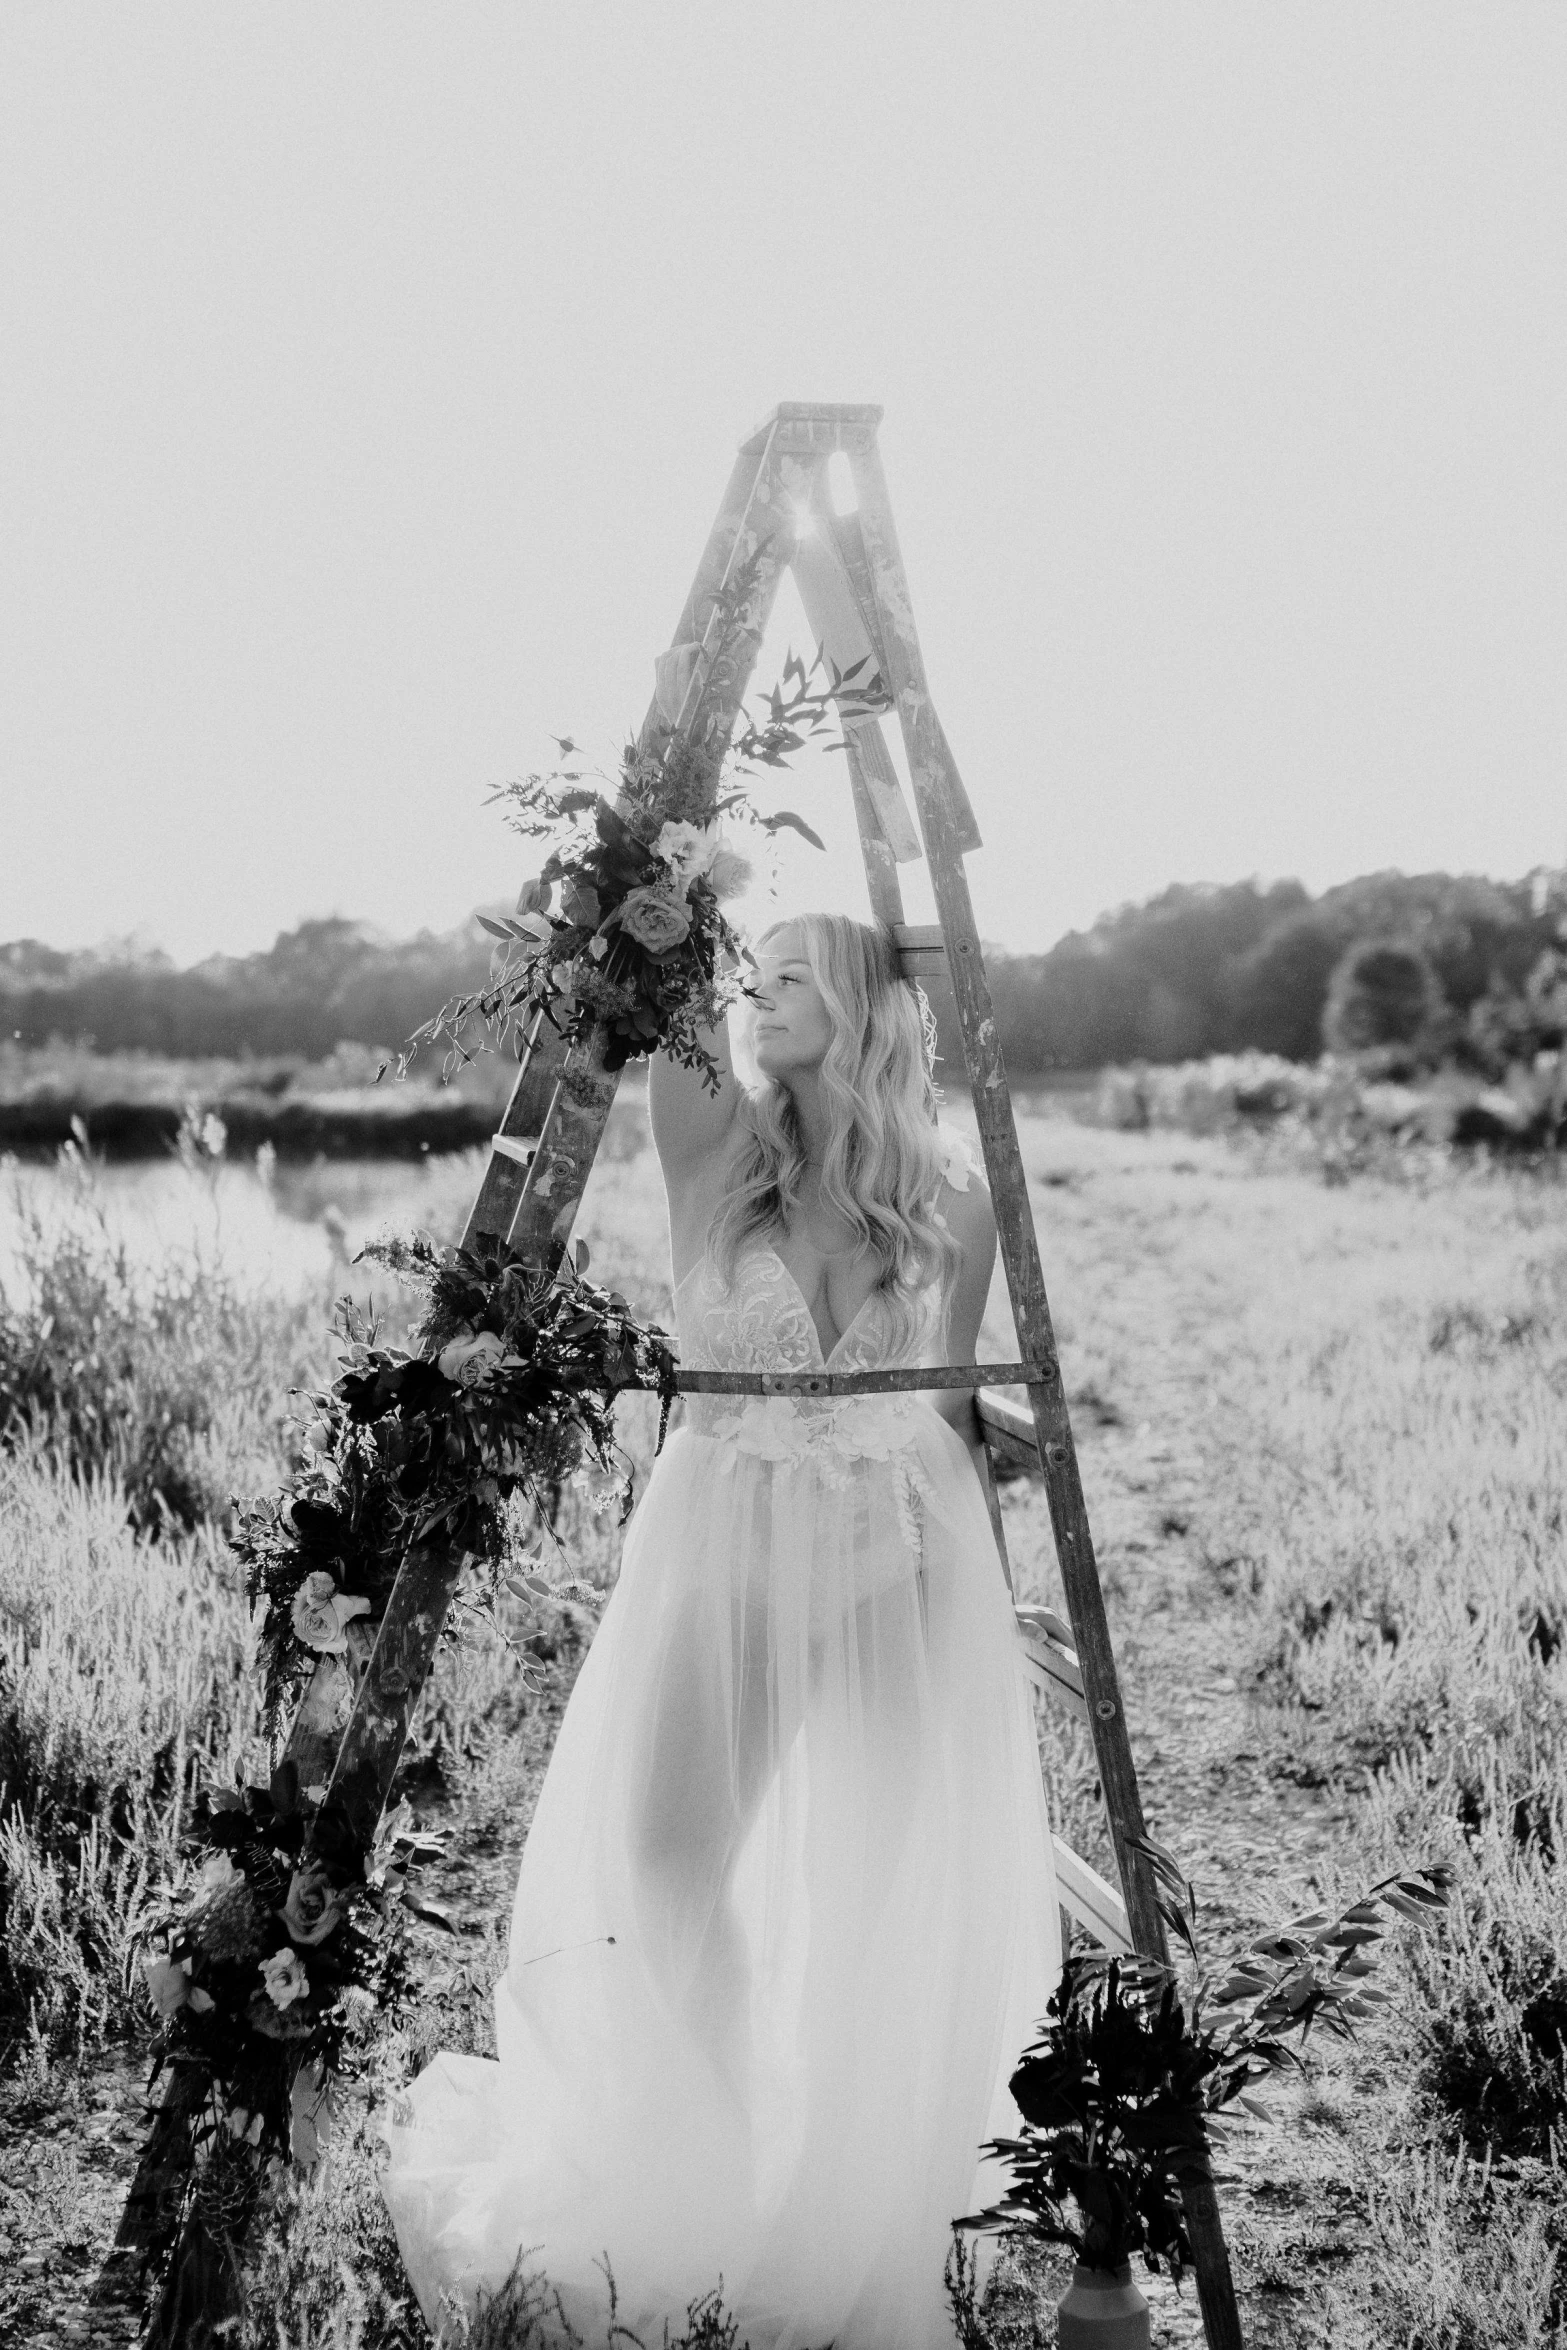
958 1847 1452 2281
1321 937 1449 1066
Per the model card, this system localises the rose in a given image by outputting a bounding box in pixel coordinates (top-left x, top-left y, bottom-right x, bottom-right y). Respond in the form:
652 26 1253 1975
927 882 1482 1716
279 1864 344 1947
437 1330 508 1388
707 845 753 902
654 820 718 883
260 1947 310 2010
615 884 692 955
290 1570 372 1655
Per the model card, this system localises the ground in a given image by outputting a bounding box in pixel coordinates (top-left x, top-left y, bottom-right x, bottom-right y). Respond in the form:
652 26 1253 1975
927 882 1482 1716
1 1103 1562 2346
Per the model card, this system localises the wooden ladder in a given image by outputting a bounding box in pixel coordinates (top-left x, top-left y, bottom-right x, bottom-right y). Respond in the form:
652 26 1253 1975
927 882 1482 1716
103 401 1245 2350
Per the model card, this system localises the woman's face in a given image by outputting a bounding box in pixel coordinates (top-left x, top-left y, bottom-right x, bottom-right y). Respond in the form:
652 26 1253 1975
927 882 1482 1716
749 926 835 1082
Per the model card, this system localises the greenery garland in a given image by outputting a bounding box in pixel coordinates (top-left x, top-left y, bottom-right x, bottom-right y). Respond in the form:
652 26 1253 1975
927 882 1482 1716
403 564 887 1090
139 1234 677 2192
233 1233 677 1736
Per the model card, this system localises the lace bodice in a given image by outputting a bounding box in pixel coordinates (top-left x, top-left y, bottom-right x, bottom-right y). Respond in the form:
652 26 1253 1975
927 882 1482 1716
670 1242 946 1482
670 1125 978 1475
675 1244 945 1380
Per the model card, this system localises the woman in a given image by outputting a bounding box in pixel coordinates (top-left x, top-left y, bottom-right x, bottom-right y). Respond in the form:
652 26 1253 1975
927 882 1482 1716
384 914 1061 2348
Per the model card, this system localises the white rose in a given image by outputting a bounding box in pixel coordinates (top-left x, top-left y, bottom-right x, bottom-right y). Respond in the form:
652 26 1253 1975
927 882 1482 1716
260 1947 309 2010
654 820 719 883
707 844 753 902
290 1570 372 1655
438 1330 508 1388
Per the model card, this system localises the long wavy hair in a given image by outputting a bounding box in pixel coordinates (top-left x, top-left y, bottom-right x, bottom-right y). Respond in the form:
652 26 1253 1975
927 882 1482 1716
712 913 959 1346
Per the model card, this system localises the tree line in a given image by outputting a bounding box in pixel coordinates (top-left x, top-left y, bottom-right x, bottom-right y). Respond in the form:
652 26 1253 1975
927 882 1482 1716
3 869 1564 1076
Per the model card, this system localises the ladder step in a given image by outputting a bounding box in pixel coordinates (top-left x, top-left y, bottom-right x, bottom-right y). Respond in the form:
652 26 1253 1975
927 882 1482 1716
977 1386 1041 1473
1015 1603 1086 1720
1052 1836 1133 1954
892 922 947 976
740 400 884 453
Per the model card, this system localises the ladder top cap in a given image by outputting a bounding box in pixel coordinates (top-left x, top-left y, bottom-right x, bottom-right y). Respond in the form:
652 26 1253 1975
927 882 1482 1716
740 401 884 454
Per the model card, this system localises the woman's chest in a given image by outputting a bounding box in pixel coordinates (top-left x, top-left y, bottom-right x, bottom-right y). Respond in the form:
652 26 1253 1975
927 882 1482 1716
767 1228 881 1361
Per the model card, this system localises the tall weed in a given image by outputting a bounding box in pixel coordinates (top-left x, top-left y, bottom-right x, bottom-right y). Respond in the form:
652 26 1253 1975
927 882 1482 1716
0 1131 322 1529
0 1441 260 2051
1303 2141 1564 2348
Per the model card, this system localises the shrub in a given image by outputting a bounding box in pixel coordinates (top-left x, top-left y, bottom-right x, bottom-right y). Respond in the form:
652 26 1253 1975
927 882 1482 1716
1321 938 1450 1068
0 1125 321 1530
1364 1747 1567 2157
0 1441 259 2052
1303 2142 1565 2349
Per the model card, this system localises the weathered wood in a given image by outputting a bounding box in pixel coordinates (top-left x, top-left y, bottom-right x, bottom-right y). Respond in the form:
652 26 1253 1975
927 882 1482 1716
282 1620 376 1798
848 432 1246 2350
461 1010 550 1248
851 434 1159 1940
674 1360 1049 1396
846 737 908 930
891 920 946 977
852 719 924 862
1015 1606 1087 1720
821 504 982 854
1051 1838 1133 1955
90 2067 207 2305
311 1548 465 1845
739 400 883 455
976 1384 1042 1473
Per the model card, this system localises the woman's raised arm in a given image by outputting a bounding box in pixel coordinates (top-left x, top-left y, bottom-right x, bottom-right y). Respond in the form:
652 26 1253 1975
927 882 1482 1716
649 1007 745 1188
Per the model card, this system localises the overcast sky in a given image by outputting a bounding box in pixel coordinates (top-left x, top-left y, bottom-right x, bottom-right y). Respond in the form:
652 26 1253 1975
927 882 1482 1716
3 5 1563 965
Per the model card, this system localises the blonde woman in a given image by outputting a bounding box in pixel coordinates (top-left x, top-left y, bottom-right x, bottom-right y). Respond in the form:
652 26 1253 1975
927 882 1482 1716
385 914 1061 2349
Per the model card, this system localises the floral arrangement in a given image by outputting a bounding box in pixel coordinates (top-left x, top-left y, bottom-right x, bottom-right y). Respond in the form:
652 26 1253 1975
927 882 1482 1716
233 1231 678 1734
139 1769 435 2174
136 1232 676 2213
402 568 887 1089
959 1842 1452 2283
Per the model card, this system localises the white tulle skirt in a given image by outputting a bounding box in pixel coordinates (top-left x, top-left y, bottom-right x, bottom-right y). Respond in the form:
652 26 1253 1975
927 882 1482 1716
382 1403 1060 2349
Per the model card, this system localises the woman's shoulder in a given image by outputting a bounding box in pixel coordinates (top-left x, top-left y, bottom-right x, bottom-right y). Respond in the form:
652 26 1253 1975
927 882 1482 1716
932 1120 987 1198
930 1122 994 1262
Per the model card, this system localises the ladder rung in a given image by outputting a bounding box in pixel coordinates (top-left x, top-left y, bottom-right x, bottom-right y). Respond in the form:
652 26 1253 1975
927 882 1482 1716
1016 1604 1085 1719
740 400 884 453
977 1387 1042 1474
892 922 947 975
1052 1836 1133 1954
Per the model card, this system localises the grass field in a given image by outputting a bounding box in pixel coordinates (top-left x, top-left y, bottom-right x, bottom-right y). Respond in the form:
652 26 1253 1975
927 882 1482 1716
0 1092 1563 2346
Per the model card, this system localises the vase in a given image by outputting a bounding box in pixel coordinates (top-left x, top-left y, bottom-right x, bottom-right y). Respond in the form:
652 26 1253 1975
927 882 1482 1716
1055 2260 1152 2349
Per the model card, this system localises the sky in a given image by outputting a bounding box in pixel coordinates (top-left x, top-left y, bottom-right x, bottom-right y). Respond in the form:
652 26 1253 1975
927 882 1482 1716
2 4 1564 966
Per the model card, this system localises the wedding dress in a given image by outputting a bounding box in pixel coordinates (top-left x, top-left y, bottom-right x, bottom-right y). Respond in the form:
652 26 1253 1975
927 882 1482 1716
383 1164 1062 2348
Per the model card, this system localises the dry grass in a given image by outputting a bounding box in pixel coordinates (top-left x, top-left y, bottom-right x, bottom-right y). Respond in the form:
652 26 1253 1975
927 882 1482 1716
1 1094 1564 2343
